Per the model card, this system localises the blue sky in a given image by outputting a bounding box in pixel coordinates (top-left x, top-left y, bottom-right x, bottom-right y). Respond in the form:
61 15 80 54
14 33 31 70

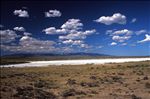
1 0 150 56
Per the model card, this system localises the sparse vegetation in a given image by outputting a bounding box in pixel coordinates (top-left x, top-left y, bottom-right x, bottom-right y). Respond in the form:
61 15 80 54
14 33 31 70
145 82 150 89
0 61 150 99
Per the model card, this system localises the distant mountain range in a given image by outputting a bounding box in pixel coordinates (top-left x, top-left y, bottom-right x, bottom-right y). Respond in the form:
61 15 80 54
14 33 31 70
1 52 111 57
62 52 110 56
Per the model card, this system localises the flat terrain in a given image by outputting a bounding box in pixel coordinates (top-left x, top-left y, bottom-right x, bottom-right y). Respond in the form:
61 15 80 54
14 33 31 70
1 56 149 65
0 61 150 99
1 57 150 67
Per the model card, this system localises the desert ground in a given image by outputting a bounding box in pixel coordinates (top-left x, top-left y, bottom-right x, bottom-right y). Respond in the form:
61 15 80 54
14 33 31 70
0 61 150 99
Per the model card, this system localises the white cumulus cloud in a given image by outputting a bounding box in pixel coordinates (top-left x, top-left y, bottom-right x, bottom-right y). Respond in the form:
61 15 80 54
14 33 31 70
110 42 117 46
62 39 84 45
113 29 133 35
58 19 95 40
95 13 126 25
43 27 67 34
106 29 133 43
0 29 19 43
14 27 26 31
112 35 131 42
61 19 83 30
43 19 83 34
20 36 55 46
45 10 61 17
14 9 29 17
2 35 57 53
80 44 91 48
44 19 96 48
59 29 96 40
0 34 75 54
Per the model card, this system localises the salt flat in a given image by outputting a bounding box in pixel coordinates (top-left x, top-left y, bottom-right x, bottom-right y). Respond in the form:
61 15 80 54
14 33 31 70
1 57 150 67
